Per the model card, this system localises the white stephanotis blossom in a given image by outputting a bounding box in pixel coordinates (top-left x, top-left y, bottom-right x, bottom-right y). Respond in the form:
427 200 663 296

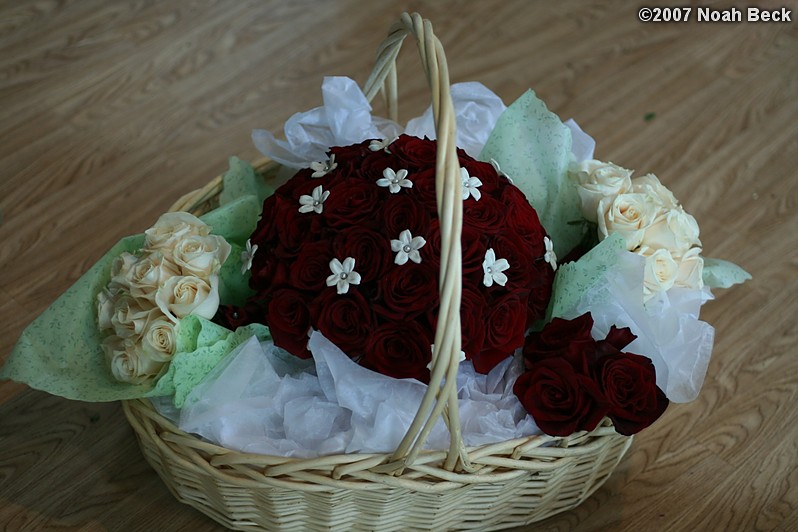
326 257 361 295
391 229 426 265
240 239 258 274
489 158 513 184
461 167 482 201
298 185 330 214
544 236 557 271
482 248 510 287
369 137 396 153
310 154 337 178
426 344 467 370
377 167 413 193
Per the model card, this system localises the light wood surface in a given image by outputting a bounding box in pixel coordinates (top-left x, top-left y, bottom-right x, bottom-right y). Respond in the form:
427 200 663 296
1 1 796 530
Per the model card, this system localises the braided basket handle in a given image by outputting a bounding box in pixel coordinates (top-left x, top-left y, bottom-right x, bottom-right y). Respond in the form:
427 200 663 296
362 13 469 473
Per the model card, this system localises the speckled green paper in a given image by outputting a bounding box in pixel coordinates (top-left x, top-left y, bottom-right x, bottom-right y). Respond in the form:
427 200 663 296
702 257 752 289
150 315 270 407
547 233 626 320
0 158 270 403
480 90 583 258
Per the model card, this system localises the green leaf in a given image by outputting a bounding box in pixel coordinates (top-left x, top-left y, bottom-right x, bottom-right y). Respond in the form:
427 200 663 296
702 257 752 289
479 90 583 257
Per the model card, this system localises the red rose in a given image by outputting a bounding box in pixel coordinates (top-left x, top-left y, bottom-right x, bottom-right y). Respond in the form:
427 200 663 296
488 232 537 291
410 167 440 211
273 195 323 254
462 196 505 233
382 193 431 239
474 289 528 373
459 287 489 360
335 227 393 284
422 221 485 277
249 251 290 301
597 351 668 435
526 262 555 325
513 357 607 437
311 289 374 359
460 159 499 195
523 313 595 371
377 263 438 321
359 148 396 182
330 142 370 175
251 194 279 244
362 320 433 381
501 184 545 251
324 179 381 229
391 135 438 169
267 289 313 358
290 240 334 292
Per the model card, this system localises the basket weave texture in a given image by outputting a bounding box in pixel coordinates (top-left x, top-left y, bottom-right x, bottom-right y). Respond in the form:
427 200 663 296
122 13 632 531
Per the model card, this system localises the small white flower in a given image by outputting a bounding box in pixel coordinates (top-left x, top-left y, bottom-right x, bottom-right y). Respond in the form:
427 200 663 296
369 137 396 153
390 229 426 265
426 344 467 370
543 236 557 271
240 239 258 274
310 154 337 178
482 248 510 287
326 257 361 295
461 167 482 201
377 167 413 193
298 185 330 214
489 158 514 184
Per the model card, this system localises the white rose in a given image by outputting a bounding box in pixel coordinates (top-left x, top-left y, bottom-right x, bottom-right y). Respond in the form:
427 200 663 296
110 295 159 339
642 207 701 255
570 160 633 223
144 212 212 252
597 193 659 250
124 252 180 301
140 317 177 361
674 247 704 290
102 336 165 385
641 247 679 300
632 173 680 210
109 252 138 289
96 286 120 331
171 234 232 278
155 274 219 323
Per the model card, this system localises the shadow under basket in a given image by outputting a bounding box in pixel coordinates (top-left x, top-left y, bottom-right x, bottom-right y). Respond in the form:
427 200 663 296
121 13 633 531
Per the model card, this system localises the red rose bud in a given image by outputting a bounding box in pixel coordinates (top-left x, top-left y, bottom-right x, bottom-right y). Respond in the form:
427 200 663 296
597 351 668 435
523 313 595 368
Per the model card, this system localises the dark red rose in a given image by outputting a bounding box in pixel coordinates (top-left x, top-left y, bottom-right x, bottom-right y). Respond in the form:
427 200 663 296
324 178 381 228
462 196 505 233
272 195 323 255
382 193 431 239
600 325 637 352
335 227 393 283
513 357 608 437
359 148 397 182
474 289 528 373
267 289 313 358
488 232 537 291
311 289 374 360
377 263 438 320
251 194 279 245
523 313 595 371
410 167 440 211
249 251 290 300
501 184 545 252
362 320 433 381
290 240 334 292
526 261 555 325
215 303 260 330
459 287 489 360
330 141 371 175
597 351 668 435
391 135 438 169
422 221 485 277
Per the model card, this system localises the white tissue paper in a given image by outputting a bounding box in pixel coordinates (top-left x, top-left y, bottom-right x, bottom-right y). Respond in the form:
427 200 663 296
567 251 715 403
252 76 508 167
176 332 539 458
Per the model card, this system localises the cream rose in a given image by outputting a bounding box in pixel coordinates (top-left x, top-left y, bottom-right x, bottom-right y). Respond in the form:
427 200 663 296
124 252 180 300
171 234 231 278
140 317 177 361
109 252 138 289
641 247 679 300
632 173 679 210
103 336 165 385
598 193 659 250
674 247 705 290
642 207 701 255
144 212 212 252
155 274 220 323
571 160 633 223
96 286 120 331
110 295 159 339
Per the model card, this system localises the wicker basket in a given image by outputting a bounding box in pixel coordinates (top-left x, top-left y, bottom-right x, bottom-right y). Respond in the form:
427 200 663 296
122 13 632 531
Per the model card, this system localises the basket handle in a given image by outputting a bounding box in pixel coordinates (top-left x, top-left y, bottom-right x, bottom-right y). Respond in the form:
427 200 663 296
362 13 470 474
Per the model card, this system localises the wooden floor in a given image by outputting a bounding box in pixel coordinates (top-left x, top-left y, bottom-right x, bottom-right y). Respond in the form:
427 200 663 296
1 1 796 530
